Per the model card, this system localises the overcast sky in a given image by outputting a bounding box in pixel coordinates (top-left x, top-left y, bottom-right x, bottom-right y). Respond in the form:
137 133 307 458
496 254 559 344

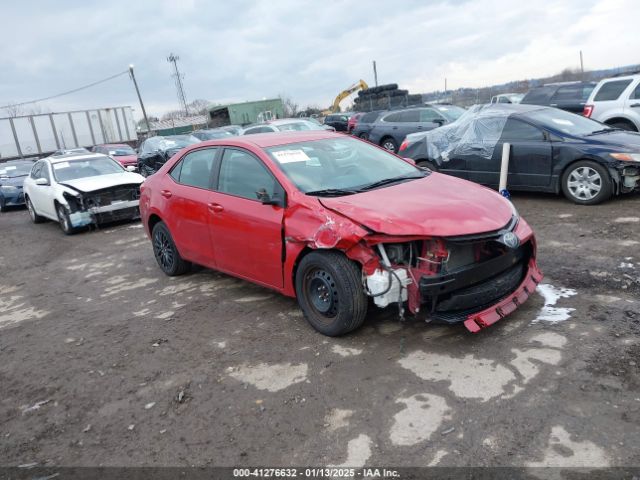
1 0 637 119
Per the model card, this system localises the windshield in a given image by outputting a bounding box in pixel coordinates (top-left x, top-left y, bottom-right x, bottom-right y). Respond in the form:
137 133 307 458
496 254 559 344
108 146 136 156
145 135 200 152
0 163 33 178
435 105 466 122
525 108 611 136
266 137 422 195
52 157 125 182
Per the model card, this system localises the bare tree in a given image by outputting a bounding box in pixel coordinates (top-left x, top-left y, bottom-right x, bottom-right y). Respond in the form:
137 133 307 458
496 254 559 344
3 102 24 118
188 99 210 115
279 94 299 117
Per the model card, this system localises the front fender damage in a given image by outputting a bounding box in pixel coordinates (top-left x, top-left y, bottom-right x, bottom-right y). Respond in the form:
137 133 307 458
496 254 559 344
284 200 542 333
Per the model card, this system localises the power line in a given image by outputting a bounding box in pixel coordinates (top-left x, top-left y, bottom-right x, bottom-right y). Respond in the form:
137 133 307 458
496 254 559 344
0 69 130 110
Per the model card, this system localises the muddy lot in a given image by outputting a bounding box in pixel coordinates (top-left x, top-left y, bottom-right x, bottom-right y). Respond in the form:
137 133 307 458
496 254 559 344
0 192 639 470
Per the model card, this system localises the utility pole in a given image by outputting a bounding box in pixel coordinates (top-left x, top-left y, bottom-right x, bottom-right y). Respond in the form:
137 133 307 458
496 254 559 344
129 65 150 133
580 50 584 78
372 61 378 87
167 53 189 116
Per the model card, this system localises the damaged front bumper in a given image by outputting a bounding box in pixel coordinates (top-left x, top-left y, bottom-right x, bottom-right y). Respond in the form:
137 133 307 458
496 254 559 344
610 163 640 193
68 200 140 227
463 258 542 332
360 217 543 333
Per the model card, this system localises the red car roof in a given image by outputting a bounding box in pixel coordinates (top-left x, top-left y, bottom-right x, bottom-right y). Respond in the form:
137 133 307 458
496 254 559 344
198 131 339 149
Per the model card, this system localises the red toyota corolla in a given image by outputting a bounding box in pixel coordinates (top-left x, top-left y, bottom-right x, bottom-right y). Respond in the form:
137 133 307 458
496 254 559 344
140 131 542 336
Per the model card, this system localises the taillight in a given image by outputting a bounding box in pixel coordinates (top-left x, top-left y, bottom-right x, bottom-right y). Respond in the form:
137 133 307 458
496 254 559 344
399 140 409 151
583 104 594 118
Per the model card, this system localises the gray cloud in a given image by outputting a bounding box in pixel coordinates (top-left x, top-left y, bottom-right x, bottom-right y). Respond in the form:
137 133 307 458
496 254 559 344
1 0 637 119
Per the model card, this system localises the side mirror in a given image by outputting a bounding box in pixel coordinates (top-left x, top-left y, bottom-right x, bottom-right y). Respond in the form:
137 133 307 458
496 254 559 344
256 188 282 206
35 178 48 186
126 165 136 172
403 157 416 166
433 119 446 126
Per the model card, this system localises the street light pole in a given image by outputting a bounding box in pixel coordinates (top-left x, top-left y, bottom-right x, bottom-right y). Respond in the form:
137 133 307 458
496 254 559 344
129 65 151 133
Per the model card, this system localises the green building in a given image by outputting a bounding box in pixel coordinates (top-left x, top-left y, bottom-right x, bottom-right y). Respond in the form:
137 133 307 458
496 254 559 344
209 98 285 126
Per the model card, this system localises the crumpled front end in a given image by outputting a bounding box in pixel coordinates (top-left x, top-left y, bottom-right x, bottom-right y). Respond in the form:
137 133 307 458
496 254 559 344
356 216 542 332
62 183 141 228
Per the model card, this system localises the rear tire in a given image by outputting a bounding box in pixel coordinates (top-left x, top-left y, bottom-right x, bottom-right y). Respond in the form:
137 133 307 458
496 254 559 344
26 197 45 223
608 120 637 132
295 251 368 336
152 221 191 276
561 160 612 205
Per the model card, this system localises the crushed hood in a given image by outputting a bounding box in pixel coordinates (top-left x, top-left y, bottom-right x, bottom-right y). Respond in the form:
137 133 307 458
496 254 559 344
319 173 513 237
60 172 144 193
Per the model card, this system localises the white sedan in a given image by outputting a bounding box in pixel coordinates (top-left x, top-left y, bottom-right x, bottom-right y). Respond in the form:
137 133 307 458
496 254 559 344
23 152 144 234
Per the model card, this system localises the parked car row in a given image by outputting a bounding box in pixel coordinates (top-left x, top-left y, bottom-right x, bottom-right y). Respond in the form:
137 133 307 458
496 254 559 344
399 104 640 205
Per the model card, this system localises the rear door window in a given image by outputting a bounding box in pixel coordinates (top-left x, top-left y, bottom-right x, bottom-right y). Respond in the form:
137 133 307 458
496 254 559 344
594 80 633 101
170 148 217 189
400 110 419 122
383 112 403 122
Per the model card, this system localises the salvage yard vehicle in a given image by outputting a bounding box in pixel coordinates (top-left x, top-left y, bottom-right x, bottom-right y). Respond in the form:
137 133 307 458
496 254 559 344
583 73 640 132
0 160 34 211
400 104 640 205
367 105 466 153
23 152 144 234
92 144 138 168
323 112 356 132
192 129 235 141
137 135 201 177
520 81 596 114
140 131 542 336
241 119 334 135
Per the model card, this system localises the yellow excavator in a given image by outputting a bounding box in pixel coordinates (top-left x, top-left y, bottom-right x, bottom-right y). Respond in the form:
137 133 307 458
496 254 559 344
322 79 369 115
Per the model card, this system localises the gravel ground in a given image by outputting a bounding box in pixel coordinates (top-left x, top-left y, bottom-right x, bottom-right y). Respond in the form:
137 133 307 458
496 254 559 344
0 191 639 470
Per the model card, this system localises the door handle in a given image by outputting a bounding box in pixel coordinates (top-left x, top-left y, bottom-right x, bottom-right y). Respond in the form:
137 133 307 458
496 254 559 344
392 126 398 130
208 202 224 213
160 190 172 199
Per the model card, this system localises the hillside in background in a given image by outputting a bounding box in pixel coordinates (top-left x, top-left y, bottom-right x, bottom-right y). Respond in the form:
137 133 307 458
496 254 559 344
421 63 640 106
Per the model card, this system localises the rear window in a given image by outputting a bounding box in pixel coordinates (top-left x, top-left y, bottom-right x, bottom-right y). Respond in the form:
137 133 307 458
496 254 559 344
594 80 633 101
552 84 594 102
522 86 556 104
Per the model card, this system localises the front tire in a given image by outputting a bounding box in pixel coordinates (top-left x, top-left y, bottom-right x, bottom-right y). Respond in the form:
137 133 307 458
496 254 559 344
56 204 77 235
295 251 368 336
417 160 438 172
561 160 612 205
152 221 191 276
26 197 45 223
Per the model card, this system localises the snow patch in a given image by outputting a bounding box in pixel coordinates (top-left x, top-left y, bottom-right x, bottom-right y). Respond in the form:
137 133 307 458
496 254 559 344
533 284 577 324
229 362 308 392
389 394 450 446
332 345 363 357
